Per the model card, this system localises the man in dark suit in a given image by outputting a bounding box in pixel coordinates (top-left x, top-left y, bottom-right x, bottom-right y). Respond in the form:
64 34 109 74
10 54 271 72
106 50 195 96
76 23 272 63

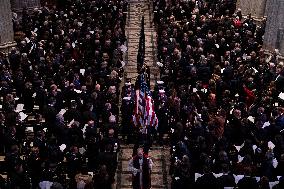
85 120 99 171
22 82 34 113
275 71 284 92
64 101 82 122
217 164 236 188
34 80 47 112
100 128 120 153
82 102 97 124
43 97 58 135
195 166 219 189
275 107 284 129
65 145 84 188
237 167 258 189
48 84 64 111
97 144 118 183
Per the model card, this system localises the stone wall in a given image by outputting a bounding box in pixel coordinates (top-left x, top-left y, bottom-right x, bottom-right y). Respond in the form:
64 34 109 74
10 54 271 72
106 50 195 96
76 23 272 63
236 0 267 18
11 0 40 12
263 0 284 54
0 0 15 52
237 0 284 55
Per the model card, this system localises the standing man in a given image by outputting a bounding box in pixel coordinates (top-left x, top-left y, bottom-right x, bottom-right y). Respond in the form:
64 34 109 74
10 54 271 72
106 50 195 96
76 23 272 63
128 148 153 189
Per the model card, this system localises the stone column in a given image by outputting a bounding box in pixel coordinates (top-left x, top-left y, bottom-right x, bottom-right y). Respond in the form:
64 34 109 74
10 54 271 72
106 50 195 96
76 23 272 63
0 0 16 52
236 0 267 18
280 29 284 53
263 0 284 54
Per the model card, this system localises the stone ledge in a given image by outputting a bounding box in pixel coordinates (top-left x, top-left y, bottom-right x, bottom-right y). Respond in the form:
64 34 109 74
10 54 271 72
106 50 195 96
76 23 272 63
0 41 17 53
264 49 284 62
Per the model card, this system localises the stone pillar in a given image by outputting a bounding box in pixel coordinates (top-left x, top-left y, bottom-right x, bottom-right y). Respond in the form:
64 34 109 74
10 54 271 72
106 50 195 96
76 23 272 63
0 0 16 52
11 0 41 13
236 0 267 18
263 0 284 54
280 33 284 53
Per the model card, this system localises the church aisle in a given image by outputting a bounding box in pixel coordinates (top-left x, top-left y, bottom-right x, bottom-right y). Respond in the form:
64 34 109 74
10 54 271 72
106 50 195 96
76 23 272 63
116 1 168 188
125 0 159 89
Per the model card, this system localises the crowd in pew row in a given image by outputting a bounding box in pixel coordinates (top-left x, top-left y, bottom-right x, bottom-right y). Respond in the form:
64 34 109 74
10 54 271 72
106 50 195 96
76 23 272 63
1 0 284 188
152 0 284 189
0 0 129 188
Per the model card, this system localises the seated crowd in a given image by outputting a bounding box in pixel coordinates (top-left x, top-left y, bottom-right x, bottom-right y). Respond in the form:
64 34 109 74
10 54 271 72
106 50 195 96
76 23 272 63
0 0 127 188
153 0 284 189
0 0 284 188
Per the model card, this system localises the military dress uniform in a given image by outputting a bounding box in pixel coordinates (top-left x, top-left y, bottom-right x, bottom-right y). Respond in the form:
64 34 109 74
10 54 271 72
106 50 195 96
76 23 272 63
121 96 135 142
121 82 135 99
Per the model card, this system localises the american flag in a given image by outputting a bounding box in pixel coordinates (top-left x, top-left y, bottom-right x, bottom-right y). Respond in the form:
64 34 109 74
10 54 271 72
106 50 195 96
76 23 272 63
132 74 158 130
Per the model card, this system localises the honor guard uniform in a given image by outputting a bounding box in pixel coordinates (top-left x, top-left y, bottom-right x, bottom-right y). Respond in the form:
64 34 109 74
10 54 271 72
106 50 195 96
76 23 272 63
153 80 166 107
121 96 134 142
121 79 135 99
156 89 170 144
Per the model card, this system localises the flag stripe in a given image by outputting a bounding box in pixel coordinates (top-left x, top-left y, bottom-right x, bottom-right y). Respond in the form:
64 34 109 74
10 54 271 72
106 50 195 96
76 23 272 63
132 74 158 129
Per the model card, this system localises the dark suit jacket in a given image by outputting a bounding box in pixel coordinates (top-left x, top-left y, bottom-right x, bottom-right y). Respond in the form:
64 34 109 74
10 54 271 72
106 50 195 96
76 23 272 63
43 105 57 126
100 137 120 153
97 151 118 175
64 108 82 122
237 176 258 189
218 173 236 188
195 173 219 189
275 74 284 91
